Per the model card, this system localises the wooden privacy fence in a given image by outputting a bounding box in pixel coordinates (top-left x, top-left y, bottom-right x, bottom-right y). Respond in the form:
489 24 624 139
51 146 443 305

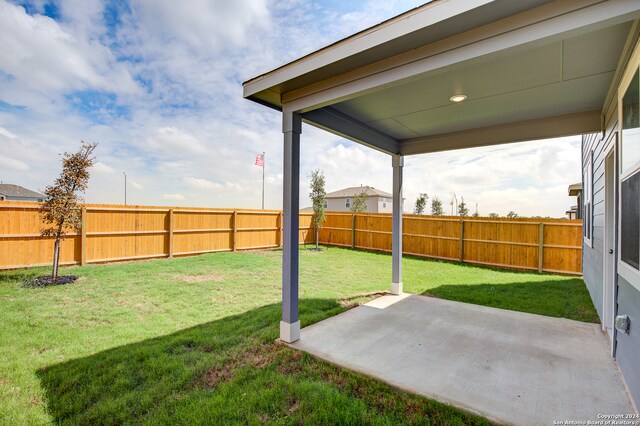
318 212 582 275
0 201 582 274
0 202 314 270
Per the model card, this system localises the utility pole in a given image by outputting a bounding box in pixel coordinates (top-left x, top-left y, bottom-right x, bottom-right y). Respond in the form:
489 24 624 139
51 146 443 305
255 152 265 209
123 172 127 205
451 192 457 215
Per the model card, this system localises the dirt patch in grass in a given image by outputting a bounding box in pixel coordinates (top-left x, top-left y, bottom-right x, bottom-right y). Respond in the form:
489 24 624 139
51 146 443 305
276 349 303 375
175 274 223 283
202 361 238 387
288 398 300 413
113 300 147 309
200 344 279 388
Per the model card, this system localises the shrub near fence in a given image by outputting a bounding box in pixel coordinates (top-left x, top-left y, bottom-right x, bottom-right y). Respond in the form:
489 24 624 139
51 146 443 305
0 202 314 270
319 212 582 275
0 201 582 274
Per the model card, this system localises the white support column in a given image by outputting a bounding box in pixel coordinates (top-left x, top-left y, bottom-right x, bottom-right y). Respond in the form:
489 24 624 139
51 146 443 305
281 110 302 343
391 154 404 295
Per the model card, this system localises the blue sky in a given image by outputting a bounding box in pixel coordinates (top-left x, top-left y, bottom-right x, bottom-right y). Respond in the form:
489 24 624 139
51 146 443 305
0 0 581 217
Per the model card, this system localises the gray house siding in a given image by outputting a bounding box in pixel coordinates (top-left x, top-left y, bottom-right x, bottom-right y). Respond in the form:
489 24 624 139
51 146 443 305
582 131 605 320
616 277 640 406
2 195 44 202
582 27 640 409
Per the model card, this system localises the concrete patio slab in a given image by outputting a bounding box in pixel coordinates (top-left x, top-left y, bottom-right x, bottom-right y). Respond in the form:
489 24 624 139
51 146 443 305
290 294 636 425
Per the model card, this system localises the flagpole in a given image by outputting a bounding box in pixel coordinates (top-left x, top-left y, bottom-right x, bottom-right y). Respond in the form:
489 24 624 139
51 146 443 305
261 151 265 210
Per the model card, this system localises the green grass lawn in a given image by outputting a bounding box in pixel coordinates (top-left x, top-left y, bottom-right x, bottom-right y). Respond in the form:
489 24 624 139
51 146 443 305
0 247 598 425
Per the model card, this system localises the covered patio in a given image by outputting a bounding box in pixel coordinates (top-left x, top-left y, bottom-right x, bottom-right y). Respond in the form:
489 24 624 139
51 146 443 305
291 294 634 424
243 0 640 421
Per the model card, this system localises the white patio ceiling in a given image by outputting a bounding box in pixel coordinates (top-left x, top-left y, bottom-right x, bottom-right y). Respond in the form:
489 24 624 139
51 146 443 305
243 0 640 155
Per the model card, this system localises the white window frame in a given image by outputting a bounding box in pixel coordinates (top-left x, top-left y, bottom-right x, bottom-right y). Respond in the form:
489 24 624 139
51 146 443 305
583 149 593 247
617 44 640 292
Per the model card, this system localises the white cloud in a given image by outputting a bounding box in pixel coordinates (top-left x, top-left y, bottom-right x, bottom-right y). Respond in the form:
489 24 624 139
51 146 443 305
183 177 222 190
130 180 143 190
146 127 207 157
0 156 29 171
163 193 185 201
0 1 138 94
130 0 270 52
92 162 115 174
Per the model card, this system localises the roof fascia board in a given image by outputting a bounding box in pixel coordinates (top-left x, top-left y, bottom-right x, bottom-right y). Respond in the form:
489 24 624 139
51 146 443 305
399 109 601 155
282 0 640 113
602 19 640 118
242 0 494 97
301 106 399 155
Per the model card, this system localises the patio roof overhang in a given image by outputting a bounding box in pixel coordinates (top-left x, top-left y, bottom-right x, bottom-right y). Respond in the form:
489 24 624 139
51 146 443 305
244 0 640 155
242 0 640 343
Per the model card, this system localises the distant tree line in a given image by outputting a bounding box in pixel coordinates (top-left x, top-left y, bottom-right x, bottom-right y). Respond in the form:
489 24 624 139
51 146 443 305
411 193 534 219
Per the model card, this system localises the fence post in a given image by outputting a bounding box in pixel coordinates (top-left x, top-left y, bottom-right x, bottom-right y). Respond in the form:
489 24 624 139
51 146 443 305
459 219 465 262
80 206 87 266
351 214 356 249
538 223 544 273
278 211 283 247
168 209 174 258
233 210 238 252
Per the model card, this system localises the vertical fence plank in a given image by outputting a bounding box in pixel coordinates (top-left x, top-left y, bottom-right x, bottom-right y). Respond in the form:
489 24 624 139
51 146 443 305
232 210 237 252
168 209 174 258
538 222 544 273
80 206 87 266
459 220 465 262
351 214 356 249
278 211 283 247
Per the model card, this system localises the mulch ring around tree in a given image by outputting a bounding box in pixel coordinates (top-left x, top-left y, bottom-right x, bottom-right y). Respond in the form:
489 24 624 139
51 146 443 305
23 276 78 288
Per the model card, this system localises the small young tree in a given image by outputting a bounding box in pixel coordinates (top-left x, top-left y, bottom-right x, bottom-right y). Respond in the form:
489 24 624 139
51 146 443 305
413 193 428 215
457 197 469 217
430 196 443 216
350 189 369 213
41 141 97 282
308 169 326 250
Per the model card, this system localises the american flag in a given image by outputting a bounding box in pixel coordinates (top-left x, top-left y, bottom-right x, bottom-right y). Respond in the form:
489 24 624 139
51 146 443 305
255 153 264 167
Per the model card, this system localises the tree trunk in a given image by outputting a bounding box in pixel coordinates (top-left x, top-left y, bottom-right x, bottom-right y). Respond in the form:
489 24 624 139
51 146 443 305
315 224 319 250
52 238 60 282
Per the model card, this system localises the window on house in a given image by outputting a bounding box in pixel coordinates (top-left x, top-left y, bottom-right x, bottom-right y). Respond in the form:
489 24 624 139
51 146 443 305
383 202 386 208
323 200 327 209
345 198 350 208
583 150 593 246
620 68 640 273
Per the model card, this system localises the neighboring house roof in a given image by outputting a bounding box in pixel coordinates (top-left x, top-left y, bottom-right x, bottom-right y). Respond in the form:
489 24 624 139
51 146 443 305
326 186 392 199
568 182 582 196
0 184 44 199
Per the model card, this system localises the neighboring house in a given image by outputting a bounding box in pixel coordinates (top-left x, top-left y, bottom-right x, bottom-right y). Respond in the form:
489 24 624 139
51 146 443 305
566 182 582 219
325 186 397 213
0 184 44 202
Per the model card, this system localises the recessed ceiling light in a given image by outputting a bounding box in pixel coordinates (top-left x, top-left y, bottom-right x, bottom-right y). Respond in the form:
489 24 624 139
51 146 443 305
449 94 467 102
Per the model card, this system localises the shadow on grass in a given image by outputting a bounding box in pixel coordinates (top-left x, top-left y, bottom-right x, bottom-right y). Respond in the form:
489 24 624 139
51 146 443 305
37 298 488 425
424 279 600 324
